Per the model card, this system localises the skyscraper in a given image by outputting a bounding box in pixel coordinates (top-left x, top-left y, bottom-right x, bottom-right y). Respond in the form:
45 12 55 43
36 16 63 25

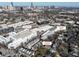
31 2 33 8
11 2 14 7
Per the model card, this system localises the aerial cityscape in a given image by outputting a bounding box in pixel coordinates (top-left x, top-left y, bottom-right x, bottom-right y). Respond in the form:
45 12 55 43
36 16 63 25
0 2 79 57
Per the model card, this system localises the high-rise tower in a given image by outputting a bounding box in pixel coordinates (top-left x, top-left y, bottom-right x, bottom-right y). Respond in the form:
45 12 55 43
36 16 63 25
11 2 14 7
31 2 33 8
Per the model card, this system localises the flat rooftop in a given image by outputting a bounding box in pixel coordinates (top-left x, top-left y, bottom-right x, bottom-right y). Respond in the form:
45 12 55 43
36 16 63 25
13 30 32 39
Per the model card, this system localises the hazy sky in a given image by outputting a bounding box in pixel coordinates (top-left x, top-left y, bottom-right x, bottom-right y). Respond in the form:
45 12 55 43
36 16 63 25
0 2 79 7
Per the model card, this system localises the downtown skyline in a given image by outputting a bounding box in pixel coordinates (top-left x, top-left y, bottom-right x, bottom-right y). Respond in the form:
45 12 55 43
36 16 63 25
0 2 79 7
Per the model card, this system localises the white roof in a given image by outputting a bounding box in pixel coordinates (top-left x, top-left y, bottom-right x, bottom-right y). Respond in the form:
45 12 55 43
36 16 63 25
0 24 8 28
65 21 75 24
8 30 37 49
54 26 66 32
8 20 33 28
13 30 32 39
77 22 79 24
0 36 11 45
41 26 66 40
8 32 16 36
8 25 52 49
41 30 54 40
38 25 52 32
32 25 53 32
42 41 52 45
22 25 32 29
